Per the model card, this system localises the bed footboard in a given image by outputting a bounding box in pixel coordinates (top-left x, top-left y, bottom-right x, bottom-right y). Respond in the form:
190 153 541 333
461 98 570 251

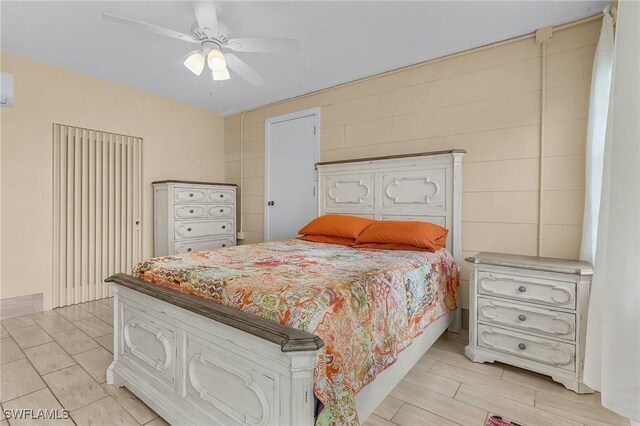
105 274 323 426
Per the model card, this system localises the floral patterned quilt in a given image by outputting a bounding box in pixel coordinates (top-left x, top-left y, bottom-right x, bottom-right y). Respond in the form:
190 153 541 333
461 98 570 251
132 239 458 425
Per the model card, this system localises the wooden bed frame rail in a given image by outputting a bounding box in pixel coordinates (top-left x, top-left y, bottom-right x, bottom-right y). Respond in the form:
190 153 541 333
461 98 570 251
105 274 324 352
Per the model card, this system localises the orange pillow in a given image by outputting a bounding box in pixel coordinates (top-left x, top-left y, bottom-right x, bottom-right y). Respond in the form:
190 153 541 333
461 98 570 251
298 214 375 239
354 243 431 251
299 235 355 246
354 221 448 252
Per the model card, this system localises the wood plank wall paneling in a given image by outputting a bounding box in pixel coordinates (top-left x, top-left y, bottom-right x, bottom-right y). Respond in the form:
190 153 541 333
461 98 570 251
224 19 602 308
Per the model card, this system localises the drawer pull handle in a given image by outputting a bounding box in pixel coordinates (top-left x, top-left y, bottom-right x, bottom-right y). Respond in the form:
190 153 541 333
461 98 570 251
189 209 194 213
518 286 527 293
187 248 192 252
222 225 226 229
219 194 224 198
220 209 224 213
518 314 527 321
187 228 192 232
518 343 526 350
189 193 194 197
222 244 226 247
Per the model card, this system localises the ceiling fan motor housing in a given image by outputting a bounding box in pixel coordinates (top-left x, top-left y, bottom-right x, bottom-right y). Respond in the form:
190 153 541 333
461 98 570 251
190 23 230 45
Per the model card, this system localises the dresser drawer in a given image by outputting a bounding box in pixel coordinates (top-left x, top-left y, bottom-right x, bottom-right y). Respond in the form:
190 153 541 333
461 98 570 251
174 205 233 219
174 238 234 254
478 297 576 340
175 188 207 203
207 205 233 218
477 271 576 309
477 324 575 372
206 189 234 204
175 220 233 240
174 205 207 219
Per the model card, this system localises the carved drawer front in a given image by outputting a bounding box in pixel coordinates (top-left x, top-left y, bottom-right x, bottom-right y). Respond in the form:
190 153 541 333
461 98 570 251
478 324 575 372
381 169 446 212
477 271 576 309
175 205 206 219
175 238 234 254
121 308 176 390
175 188 206 203
322 173 374 212
185 337 276 425
380 214 446 227
477 297 576 340
175 220 233 240
208 205 234 218
206 189 234 204
329 213 375 220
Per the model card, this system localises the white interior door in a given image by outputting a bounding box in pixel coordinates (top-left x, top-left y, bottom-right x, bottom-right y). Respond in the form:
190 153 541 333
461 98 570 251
265 109 319 241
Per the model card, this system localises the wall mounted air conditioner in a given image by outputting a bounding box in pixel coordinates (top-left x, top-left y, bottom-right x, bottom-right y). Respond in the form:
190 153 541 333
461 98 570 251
1 72 14 108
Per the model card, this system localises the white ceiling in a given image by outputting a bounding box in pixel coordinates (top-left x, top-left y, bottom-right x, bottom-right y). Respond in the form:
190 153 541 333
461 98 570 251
1 1 606 116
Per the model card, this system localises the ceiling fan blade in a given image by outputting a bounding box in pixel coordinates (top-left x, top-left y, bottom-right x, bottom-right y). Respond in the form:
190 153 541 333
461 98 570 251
224 38 300 53
192 1 219 32
102 13 199 44
224 53 265 87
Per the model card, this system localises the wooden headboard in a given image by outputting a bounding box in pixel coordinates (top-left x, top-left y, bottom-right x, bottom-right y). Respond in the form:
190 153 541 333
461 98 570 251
316 150 465 269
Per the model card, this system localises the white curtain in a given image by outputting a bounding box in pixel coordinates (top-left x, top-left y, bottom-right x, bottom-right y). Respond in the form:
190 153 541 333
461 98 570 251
583 1 640 423
579 8 614 264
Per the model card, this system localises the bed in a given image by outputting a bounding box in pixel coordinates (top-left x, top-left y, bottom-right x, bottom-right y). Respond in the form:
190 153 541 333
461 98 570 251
106 150 465 425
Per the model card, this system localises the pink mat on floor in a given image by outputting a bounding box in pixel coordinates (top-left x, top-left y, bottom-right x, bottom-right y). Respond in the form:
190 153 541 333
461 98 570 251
486 415 523 426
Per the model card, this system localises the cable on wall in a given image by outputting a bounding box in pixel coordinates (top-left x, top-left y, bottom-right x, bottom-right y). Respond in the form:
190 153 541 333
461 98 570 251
536 27 553 256
238 110 248 240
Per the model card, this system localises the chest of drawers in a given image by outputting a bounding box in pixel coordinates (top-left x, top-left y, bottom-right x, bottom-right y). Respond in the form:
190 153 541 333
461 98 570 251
153 180 237 256
465 252 593 394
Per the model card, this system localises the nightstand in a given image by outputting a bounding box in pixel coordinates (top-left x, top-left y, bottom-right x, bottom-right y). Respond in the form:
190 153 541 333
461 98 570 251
465 252 593 394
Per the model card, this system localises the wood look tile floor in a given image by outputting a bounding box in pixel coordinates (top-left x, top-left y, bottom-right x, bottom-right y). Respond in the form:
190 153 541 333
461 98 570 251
0 299 168 426
0 303 630 426
364 330 630 426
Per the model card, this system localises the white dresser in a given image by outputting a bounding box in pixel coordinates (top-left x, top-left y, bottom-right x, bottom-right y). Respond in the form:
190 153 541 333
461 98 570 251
153 180 237 256
465 252 593 393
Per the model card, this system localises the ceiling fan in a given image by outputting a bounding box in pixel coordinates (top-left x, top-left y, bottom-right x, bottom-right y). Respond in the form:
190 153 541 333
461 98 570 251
102 1 300 87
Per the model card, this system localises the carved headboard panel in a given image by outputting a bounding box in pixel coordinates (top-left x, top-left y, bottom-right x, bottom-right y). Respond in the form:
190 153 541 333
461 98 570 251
316 150 465 268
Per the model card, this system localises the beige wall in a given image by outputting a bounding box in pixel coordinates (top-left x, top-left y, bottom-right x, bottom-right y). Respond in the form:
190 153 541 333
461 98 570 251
224 19 601 308
0 52 225 310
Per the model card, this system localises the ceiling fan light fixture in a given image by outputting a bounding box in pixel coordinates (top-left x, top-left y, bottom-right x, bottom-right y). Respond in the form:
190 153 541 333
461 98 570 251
184 51 205 75
207 48 227 71
212 67 230 81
